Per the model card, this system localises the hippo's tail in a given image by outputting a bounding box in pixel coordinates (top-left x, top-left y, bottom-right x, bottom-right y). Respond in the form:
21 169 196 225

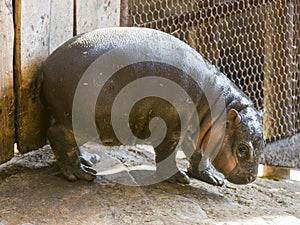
35 66 52 132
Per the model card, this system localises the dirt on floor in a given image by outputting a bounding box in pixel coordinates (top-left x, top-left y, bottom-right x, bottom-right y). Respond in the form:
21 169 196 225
0 143 300 225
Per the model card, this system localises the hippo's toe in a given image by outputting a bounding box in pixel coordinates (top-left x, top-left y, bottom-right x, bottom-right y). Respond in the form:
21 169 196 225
62 164 97 182
198 167 224 186
166 170 191 184
188 166 224 186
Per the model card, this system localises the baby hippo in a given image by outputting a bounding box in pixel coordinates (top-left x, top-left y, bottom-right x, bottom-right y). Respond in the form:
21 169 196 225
42 27 264 186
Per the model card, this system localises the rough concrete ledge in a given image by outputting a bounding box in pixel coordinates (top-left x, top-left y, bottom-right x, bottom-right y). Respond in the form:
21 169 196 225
261 133 300 169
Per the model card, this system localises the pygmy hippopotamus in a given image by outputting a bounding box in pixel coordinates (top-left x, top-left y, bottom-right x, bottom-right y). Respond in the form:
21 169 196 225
42 27 264 186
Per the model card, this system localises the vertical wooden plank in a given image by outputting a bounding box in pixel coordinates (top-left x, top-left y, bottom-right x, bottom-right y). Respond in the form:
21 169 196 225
0 0 14 163
262 2 275 142
15 0 73 153
120 0 131 26
14 0 51 153
296 0 300 135
261 0 299 168
76 0 121 34
49 0 74 53
263 0 295 142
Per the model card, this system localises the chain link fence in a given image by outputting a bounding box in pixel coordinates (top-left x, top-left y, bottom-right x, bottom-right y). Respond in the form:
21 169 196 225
122 0 299 145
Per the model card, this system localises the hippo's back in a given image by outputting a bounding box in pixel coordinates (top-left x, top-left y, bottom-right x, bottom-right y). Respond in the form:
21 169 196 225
42 27 250 133
42 28 209 128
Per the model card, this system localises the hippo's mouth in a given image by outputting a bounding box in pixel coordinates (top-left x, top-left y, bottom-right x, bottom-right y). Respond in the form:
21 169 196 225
226 165 257 184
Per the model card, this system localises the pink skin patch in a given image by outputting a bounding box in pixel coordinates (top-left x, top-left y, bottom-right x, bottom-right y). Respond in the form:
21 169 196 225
213 149 237 178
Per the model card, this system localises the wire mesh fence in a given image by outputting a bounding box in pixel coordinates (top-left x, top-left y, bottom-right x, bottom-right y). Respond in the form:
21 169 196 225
124 0 299 144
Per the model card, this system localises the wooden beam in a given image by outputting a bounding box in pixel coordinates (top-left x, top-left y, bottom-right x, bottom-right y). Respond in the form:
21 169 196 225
14 0 73 152
0 0 15 163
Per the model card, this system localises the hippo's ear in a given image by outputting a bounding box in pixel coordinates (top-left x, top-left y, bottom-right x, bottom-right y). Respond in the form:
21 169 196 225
227 109 241 124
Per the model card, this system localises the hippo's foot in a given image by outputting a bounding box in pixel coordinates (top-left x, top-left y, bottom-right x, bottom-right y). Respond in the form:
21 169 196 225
166 170 191 184
188 166 224 186
48 123 97 182
61 161 97 182
187 151 224 186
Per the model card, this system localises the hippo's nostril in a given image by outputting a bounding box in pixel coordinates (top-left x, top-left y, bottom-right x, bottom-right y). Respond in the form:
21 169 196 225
247 176 252 183
247 175 256 183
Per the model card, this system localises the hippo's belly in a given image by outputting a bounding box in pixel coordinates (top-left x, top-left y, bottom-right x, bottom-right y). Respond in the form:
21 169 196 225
44 58 206 146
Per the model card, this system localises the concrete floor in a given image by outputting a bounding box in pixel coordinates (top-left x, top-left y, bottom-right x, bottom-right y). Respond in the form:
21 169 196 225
0 143 300 225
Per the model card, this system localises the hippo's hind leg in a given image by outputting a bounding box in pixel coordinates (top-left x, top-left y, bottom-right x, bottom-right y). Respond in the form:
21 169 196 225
154 132 190 184
47 123 97 181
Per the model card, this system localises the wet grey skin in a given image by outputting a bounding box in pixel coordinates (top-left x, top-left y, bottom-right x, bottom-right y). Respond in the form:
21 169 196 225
42 27 264 186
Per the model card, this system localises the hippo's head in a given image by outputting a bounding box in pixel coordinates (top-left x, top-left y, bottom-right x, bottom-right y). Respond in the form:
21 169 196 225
213 107 264 184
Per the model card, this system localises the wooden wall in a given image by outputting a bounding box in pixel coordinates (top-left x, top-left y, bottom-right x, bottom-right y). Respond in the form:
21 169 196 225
0 0 121 163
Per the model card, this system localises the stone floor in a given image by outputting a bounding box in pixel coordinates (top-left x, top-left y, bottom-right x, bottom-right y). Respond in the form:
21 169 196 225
0 143 300 225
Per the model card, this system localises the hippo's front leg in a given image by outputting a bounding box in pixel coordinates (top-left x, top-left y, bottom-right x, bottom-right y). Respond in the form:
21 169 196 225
47 123 97 181
154 132 190 184
187 151 224 186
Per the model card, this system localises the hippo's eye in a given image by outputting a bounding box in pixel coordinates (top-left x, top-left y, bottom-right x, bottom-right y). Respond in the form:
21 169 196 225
237 144 249 158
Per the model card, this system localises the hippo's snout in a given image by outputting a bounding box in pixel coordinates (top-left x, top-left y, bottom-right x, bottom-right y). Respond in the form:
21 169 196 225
227 173 256 184
226 166 258 184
